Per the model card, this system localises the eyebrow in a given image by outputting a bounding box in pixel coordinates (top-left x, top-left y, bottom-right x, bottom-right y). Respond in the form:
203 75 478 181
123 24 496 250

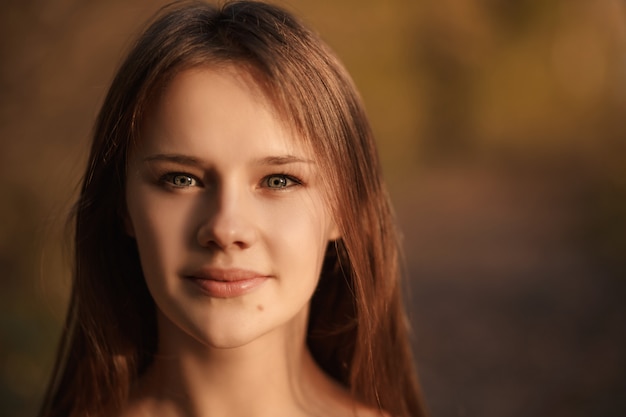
255 155 315 166
143 154 202 165
142 153 314 166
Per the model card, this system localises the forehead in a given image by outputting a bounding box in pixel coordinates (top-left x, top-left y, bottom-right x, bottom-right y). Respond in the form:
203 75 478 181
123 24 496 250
137 65 312 159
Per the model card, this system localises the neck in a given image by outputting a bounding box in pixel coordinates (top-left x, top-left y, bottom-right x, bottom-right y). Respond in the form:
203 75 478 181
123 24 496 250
130 308 345 417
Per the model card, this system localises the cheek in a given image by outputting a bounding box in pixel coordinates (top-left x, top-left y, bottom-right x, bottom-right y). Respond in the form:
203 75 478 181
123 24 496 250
260 195 331 274
126 188 197 278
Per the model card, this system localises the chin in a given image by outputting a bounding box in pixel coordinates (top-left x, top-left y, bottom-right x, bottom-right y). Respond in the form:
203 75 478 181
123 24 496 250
157 302 310 353
194 320 269 349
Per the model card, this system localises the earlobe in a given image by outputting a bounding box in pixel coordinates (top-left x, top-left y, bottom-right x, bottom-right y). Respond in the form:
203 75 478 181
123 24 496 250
328 220 341 242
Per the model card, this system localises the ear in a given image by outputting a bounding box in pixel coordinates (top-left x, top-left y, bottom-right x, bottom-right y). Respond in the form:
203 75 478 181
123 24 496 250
327 219 341 242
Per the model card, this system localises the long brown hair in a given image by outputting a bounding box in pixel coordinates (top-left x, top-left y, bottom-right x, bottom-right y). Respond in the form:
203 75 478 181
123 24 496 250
39 1 427 416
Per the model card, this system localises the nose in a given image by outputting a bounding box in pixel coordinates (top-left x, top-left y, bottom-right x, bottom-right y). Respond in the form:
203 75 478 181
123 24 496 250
196 184 257 250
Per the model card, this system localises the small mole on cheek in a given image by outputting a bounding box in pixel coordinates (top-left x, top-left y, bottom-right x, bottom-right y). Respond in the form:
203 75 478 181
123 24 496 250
257 304 264 312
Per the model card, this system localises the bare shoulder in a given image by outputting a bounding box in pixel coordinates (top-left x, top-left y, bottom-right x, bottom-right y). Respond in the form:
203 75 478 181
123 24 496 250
304 358 392 417
113 395 165 417
351 404 392 417
313 376 391 417
113 401 146 417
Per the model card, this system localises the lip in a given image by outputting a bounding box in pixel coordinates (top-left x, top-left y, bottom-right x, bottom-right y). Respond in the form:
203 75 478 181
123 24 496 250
184 268 270 298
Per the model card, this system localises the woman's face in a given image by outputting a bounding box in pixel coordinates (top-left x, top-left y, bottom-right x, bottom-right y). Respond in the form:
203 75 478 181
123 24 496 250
125 66 339 350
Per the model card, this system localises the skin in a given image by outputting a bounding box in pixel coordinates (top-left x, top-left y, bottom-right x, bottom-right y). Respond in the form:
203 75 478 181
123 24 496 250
121 66 382 417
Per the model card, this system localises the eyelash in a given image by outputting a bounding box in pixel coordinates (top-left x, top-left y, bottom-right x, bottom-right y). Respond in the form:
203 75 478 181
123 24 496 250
159 172 200 189
158 172 302 190
262 173 302 189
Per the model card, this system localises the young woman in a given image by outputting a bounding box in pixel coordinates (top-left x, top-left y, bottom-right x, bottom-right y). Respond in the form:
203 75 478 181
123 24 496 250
39 1 427 416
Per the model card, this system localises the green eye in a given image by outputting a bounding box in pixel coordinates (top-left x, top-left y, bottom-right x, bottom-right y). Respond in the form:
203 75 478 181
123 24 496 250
165 174 197 188
264 174 299 189
174 175 195 187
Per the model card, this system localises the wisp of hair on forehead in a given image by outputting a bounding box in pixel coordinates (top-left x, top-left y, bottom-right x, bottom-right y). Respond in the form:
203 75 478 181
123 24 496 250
38 2 427 417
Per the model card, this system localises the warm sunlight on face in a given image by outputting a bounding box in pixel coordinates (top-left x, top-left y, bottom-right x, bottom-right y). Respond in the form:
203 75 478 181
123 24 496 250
125 67 339 350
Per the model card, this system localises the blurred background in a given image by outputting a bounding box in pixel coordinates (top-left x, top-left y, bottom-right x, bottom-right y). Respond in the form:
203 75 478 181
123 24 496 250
1 0 625 416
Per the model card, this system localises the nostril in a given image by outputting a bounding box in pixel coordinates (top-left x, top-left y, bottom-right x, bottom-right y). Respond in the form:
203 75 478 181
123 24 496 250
196 213 257 250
